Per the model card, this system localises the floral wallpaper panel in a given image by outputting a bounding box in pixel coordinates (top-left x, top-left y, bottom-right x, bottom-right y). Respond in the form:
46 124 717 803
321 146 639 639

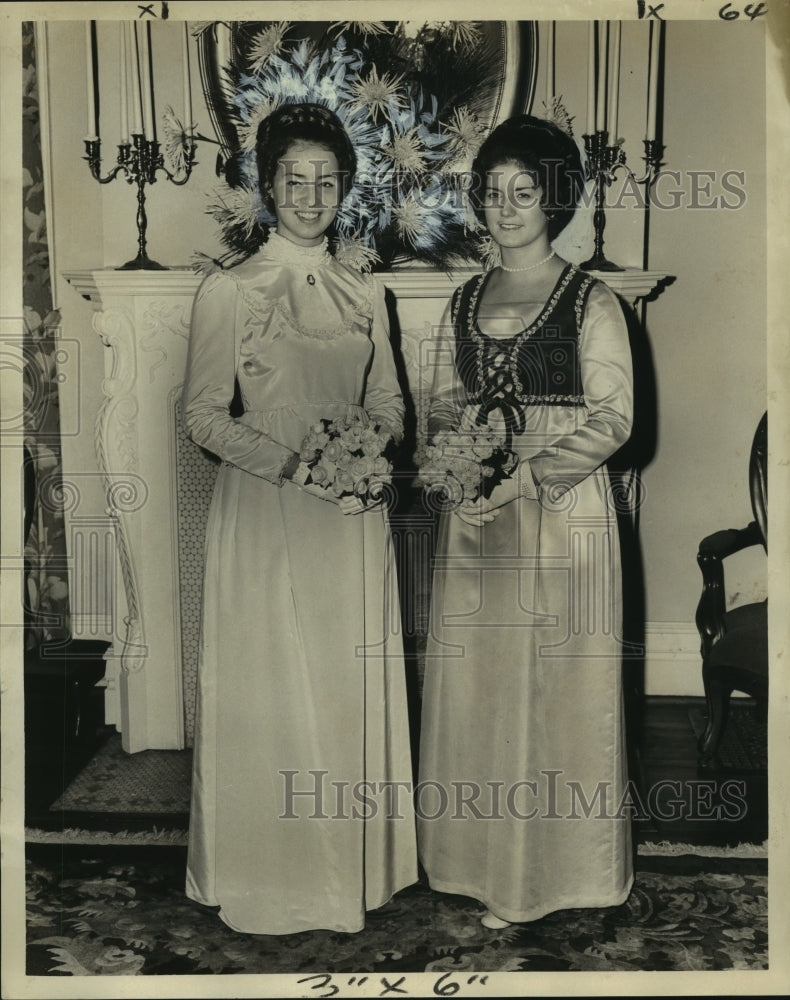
23 21 70 646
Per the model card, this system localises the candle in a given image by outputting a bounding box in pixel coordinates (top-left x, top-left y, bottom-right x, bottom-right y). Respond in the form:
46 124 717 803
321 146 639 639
608 20 621 141
646 20 661 140
596 21 608 133
545 21 555 107
182 23 193 135
85 21 97 140
119 23 129 144
140 21 155 140
130 23 143 136
586 21 596 134
216 22 232 78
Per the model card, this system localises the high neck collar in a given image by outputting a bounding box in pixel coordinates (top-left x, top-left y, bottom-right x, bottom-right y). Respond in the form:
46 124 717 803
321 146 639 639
262 230 332 268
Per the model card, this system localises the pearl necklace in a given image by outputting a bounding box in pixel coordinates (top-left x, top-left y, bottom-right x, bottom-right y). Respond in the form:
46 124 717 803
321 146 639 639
500 250 556 274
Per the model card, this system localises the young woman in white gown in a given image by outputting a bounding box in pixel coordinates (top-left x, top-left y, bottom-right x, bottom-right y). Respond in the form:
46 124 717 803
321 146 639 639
183 103 417 935
418 115 635 929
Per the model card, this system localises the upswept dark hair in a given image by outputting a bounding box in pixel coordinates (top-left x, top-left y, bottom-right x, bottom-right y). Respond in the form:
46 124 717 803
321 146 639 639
255 103 357 212
470 115 585 240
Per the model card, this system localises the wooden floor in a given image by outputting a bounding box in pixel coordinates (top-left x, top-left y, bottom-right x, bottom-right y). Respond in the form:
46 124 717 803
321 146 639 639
27 696 768 846
631 696 767 847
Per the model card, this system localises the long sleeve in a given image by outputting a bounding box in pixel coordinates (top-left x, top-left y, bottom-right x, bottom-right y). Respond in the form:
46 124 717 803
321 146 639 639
363 278 406 444
527 281 633 499
182 272 295 483
425 297 467 439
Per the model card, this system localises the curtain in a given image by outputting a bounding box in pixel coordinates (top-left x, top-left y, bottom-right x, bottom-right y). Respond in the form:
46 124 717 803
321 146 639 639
22 21 70 646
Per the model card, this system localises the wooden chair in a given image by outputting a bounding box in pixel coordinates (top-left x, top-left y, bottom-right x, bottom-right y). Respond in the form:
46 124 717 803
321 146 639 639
695 412 767 765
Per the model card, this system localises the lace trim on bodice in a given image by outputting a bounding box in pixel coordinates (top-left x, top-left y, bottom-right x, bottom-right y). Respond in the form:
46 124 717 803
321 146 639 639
263 230 332 269
222 266 375 341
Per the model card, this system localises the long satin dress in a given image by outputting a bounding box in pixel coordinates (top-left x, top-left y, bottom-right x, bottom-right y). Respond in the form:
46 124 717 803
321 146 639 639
182 234 417 935
418 264 635 923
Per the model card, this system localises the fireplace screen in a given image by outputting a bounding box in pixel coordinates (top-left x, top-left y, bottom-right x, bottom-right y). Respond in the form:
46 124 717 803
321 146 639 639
173 392 219 746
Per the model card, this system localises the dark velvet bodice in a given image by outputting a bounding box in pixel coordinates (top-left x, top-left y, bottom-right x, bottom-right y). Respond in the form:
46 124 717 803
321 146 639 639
451 264 596 440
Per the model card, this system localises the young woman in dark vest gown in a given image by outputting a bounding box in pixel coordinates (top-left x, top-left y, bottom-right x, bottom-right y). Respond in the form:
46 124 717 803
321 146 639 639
418 115 635 928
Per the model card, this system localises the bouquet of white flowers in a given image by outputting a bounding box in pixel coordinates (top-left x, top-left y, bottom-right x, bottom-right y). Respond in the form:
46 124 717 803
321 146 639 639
297 416 394 503
415 427 518 505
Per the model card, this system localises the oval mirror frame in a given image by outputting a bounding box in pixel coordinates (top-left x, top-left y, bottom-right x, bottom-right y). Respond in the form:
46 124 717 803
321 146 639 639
195 20 538 164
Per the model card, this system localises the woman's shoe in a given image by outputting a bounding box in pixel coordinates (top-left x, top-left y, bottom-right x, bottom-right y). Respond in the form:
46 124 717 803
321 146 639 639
481 909 511 929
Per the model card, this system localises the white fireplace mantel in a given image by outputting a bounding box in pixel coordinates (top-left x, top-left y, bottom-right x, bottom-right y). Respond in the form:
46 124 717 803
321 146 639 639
64 264 671 752
64 268 202 752
585 267 674 305
65 263 673 304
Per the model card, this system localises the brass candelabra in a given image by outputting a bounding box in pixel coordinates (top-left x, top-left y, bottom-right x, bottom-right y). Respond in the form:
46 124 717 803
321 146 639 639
84 131 196 270
580 131 665 272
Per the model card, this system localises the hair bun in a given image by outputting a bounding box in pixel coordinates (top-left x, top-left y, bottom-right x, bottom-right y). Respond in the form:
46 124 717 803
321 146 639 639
498 115 579 161
256 102 354 155
271 103 338 131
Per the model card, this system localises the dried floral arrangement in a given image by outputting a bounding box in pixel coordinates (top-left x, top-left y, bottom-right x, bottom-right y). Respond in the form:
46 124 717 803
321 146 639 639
188 21 517 274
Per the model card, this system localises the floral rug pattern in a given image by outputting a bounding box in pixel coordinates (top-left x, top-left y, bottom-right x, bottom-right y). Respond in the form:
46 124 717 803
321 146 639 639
26 849 766 975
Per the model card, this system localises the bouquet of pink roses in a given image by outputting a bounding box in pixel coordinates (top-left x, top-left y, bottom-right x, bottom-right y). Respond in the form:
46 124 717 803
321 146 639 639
297 416 394 503
415 427 518 505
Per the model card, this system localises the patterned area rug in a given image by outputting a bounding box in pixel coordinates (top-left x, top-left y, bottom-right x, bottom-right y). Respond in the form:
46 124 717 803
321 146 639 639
25 847 766 974
50 735 192 814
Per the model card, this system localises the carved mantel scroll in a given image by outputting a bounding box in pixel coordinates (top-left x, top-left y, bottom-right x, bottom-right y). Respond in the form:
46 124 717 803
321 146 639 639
65 268 202 752
91 304 147 694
